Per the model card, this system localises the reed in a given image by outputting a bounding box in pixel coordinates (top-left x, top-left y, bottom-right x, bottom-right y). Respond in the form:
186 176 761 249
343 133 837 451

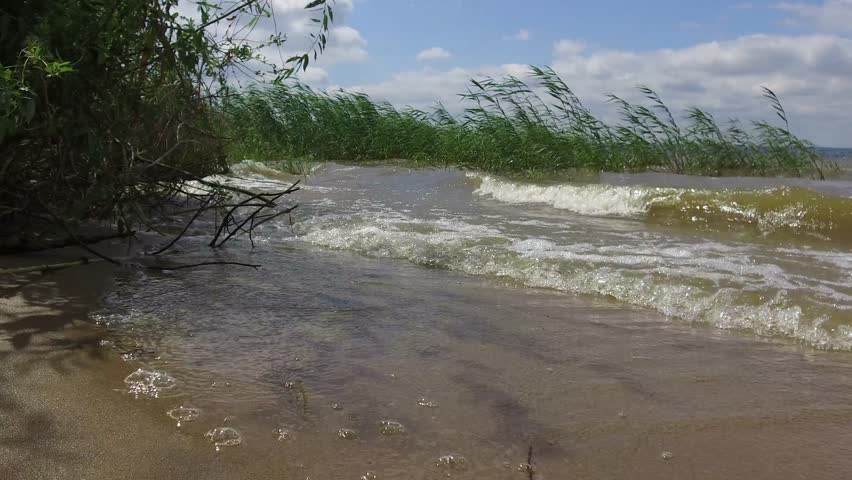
222 66 836 178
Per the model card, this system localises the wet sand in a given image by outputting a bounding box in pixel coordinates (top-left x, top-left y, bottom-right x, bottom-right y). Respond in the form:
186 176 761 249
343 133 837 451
0 251 289 480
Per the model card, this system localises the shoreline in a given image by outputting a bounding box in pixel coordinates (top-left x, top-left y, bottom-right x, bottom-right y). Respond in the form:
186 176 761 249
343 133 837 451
0 246 275 480
4 219 852 478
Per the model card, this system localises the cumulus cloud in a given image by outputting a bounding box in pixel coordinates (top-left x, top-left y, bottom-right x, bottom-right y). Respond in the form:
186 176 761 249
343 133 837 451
551 34 852 145
553 39 586 57
347 34 852 146
416 47 453 61
349 64 528 108
177 0 367 73
778 0 852 32
294 66 330 85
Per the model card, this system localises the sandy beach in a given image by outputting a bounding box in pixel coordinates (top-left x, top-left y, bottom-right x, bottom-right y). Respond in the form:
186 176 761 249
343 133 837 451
0 250 290 480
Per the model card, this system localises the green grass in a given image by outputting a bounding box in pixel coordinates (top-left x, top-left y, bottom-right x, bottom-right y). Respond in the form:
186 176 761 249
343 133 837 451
222 66 836 178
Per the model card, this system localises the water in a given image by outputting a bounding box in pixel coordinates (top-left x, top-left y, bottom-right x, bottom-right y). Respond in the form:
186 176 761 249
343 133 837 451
92 163 852 478
167 405 200 427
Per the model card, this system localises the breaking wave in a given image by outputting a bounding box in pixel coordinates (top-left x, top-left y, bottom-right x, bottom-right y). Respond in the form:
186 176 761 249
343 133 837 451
289 211 852 350
472 175 852 244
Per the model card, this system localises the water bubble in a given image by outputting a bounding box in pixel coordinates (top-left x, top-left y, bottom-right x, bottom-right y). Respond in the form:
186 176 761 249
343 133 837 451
91 313 122 326
274 428 293 441
378 420 406 436
121 351 140 361
337 428 358 440
167 406 200 427
124 369 175 398
661 451 673 460
435 454 468 475
360 473 377 480
517 463 534 474
205 427 242 451
417 398 438 408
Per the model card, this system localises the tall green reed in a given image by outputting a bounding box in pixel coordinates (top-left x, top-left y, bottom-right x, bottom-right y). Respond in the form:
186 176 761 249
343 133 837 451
221 66 834 178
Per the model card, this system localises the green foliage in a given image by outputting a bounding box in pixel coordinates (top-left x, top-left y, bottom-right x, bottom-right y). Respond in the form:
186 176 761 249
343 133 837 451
223 67 834 178
0 0 335 234
0 43 74 144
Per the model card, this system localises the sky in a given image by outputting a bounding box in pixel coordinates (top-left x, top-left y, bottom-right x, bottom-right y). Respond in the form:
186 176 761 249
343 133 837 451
223 0 852 147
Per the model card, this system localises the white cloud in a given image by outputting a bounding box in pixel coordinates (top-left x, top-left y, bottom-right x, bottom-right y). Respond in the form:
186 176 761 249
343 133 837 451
177 0 367 74
553 39 585 57
508 29 530 41
778 0 852 32
553 33 852 145
416 47 453 61
295 66 330 85
349 64 528 108
346 34 852 146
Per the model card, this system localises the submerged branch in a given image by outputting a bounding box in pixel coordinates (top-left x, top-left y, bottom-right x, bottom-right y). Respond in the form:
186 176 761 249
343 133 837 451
144 261 261 271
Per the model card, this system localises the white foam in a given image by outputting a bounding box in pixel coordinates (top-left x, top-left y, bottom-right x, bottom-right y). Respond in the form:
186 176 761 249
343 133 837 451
471 174 678 217
292 212 852 350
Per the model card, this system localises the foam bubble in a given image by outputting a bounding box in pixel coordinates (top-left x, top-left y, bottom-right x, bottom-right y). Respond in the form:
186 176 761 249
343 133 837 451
167 406 200 427
205 427 242 451
124 369 175 398
435 454 469 473
378 420 406 436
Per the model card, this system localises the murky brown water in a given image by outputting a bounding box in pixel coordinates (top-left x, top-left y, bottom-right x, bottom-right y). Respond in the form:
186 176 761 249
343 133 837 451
86 163 852 479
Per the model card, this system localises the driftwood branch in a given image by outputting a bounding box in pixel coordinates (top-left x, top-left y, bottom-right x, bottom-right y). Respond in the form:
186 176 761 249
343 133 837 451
4 159 300 275
149 195 213 255
207 179 300 248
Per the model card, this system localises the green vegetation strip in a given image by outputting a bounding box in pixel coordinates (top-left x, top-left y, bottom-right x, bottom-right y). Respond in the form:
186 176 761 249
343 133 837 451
223 67 836 178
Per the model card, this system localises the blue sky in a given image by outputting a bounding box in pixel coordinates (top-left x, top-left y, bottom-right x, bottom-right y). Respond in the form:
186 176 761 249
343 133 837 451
335 1 793 84
240 0 852 146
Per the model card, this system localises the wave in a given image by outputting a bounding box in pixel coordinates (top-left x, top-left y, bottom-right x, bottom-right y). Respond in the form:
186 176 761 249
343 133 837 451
472 174 677 216
289 212 852 351
472 174 852 244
